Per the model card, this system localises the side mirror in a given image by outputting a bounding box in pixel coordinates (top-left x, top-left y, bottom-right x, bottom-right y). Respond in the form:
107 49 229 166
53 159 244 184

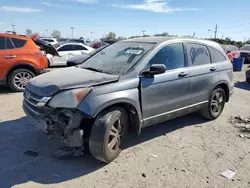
142 64 167 76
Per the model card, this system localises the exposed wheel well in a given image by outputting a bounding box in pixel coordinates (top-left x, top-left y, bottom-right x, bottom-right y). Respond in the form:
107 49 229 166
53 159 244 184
6 64 38 81
84 103 141 136
215 83 229 102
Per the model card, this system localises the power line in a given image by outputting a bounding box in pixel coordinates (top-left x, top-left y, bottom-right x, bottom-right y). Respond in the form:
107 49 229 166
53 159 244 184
219 22 250 29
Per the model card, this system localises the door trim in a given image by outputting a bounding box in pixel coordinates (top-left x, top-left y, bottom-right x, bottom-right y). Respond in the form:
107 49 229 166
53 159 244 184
143 100 208 121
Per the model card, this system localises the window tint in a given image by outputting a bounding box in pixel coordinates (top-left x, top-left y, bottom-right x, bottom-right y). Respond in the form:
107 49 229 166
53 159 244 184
74 45 87 51
148 43 185 70
58 45 74 51
186 43 211 66
11 38 27 48
208 47 226 63
0 37 6 50
6 38 15 49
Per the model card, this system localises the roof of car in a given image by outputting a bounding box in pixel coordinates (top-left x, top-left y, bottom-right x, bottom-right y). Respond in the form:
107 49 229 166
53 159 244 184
121 37 220 47
0 33 29 40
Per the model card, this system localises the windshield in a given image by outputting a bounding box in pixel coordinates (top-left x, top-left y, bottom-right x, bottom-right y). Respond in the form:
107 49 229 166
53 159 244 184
80 42 154 75
240 46 250 51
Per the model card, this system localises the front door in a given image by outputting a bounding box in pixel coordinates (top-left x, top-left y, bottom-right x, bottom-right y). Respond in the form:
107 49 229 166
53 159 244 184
140 42 191 127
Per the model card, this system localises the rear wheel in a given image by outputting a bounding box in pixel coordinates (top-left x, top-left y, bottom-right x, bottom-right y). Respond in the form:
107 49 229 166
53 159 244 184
89 107 129 163
201 87 226 120
8 69 35 92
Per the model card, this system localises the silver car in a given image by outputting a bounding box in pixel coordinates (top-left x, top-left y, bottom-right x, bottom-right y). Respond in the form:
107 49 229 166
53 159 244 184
23 37 234 163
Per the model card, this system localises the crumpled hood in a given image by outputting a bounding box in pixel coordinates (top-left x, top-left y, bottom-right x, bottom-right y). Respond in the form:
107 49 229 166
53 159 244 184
26 67 119 96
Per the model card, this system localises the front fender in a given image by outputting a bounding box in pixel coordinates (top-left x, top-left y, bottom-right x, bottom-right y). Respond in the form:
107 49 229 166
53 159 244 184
79 88 141 118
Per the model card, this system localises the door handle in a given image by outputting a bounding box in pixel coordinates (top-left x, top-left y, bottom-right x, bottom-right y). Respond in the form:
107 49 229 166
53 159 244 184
68 53 74 55
178 72 188 77
210 67 217 71
4 55 16 59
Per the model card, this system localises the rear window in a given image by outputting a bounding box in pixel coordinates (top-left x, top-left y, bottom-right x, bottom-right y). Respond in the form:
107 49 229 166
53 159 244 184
186 43 211 66
0 37 6 49
6 38 15 49
10 38 27 48
208 47 226 63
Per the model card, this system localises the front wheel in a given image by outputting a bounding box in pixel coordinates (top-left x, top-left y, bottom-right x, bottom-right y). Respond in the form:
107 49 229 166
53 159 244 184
8 69 35 92
201 87 226 120
89 107 129 163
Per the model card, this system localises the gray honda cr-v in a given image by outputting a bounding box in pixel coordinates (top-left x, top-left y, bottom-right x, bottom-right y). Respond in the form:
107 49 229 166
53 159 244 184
23 37 234 163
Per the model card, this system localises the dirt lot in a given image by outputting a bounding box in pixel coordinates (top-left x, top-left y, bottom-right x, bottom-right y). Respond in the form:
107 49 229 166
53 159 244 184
0 65 250 188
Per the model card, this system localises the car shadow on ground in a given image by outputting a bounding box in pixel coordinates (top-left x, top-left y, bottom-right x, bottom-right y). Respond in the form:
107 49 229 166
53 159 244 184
0 86 16 94
234 81 250 91
0 113 207 188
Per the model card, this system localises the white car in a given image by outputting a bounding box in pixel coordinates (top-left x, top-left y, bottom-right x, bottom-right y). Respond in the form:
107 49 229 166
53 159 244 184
47 42 94 66
40 38 58 45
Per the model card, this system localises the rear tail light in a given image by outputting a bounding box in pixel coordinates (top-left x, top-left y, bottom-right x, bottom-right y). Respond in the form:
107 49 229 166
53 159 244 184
34 50 45 56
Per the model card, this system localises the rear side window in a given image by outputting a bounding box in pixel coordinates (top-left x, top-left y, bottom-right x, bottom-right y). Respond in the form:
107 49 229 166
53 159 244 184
208 47 226 63
10 38 27 48
0 37 6 49
186 43 211 66
58 45 74 51
74 45 88 51
6 38 15 49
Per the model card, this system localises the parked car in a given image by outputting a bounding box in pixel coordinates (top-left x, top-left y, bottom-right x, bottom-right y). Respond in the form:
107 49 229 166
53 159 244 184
47 42 94 66
40 37 58 45
0 33 58 91
67 44 110 67
90 41 109 49
246 65 250 83
221 45 240 62
103 40 118 45
239 44 250 63
23 37 233 163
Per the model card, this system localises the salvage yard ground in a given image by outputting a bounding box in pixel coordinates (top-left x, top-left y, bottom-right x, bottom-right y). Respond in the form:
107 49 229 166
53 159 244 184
0 65 250 188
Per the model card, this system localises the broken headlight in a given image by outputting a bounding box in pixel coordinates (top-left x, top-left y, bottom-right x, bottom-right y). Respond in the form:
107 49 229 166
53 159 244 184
48 88 92 108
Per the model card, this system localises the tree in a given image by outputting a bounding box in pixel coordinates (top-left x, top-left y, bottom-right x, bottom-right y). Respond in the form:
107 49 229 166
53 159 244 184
106 32 116 40
117 36 126 41
51 30 61 40
25 29 32 35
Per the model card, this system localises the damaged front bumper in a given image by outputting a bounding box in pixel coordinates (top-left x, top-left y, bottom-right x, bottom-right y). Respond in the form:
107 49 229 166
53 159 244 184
23 95 89 148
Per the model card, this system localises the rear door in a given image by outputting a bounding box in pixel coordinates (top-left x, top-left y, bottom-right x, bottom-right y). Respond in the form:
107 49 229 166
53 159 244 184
51 44 74 66
140 42 191 126
185 42 219 106
74 44 90 55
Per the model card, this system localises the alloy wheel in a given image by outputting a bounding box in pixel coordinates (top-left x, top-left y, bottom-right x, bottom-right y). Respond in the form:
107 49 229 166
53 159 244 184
108 118 125 153
13 72 33 90
211 91 224 115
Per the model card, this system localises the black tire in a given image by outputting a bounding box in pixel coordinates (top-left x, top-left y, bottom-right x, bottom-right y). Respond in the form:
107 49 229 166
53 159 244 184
89 107 129 163
8 69 35 92
201 87 226 120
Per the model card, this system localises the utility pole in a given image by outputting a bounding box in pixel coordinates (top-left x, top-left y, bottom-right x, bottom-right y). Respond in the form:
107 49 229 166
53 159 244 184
12 24 15 32
142 30 145 36
192 32 195 38
70 27 74 38
90 32 93 39
214 24 217 39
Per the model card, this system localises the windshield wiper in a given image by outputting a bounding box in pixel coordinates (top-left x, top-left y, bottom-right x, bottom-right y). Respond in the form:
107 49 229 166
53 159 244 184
83 67 103 73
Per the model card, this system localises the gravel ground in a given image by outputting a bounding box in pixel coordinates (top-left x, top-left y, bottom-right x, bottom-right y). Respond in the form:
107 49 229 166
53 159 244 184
0 65 250 188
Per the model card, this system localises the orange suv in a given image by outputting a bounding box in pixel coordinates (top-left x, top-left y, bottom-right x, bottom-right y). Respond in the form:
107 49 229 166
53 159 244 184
0 33 58 91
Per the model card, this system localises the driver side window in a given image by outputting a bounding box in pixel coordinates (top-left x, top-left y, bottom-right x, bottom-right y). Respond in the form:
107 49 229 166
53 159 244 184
148 43 185 70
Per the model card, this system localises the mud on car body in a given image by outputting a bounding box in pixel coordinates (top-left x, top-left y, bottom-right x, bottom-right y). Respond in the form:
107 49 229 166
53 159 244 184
23 37 234 163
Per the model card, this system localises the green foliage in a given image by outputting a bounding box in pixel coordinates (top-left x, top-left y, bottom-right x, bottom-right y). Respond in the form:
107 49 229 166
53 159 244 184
51 30 61 40
106 32 116 40
25 29 32 35
207 37 244 47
